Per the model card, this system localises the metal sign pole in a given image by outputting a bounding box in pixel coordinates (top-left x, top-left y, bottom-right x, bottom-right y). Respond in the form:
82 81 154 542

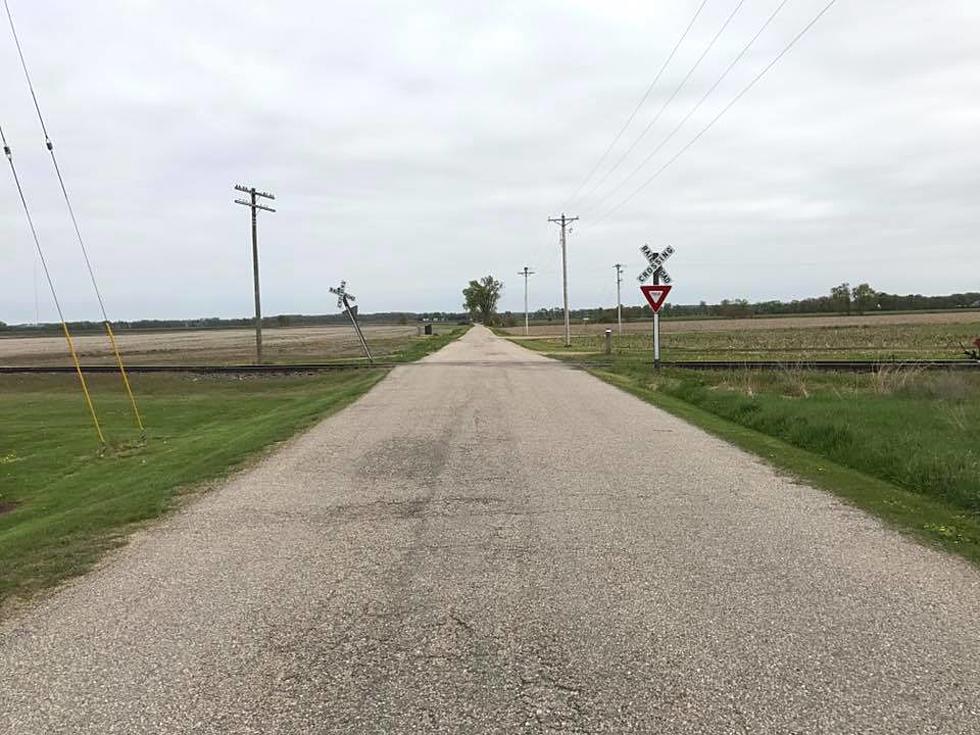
344 296 373 364
652 268 661 367
653 312 660 365
330 281 373 364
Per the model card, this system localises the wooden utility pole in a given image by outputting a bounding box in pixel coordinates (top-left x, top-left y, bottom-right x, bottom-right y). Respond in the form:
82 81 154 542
234 184 276 364
518 266 535 336
614 263 624 335
548 213 578 347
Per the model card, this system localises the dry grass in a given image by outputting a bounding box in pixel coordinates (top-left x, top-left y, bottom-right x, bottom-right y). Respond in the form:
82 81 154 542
502 310 980 337
507 311 980 361
870 364 927 395
0 325 420 367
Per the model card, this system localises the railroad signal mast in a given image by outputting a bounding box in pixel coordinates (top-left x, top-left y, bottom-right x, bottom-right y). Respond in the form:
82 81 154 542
234 184 276 364
329 280 373 364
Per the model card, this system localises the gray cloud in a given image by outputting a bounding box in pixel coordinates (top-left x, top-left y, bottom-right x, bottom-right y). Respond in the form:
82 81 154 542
1 0 977 323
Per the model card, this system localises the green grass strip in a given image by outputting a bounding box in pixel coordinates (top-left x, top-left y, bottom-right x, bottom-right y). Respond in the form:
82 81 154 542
0 327 468 614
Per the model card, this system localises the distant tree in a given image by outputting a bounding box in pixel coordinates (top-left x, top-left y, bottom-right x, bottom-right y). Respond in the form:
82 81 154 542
463 275 504 325
852 283 877 314
830 283 852 314
718 298 752 318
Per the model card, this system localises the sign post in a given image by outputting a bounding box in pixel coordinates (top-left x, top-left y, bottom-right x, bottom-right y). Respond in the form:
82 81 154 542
637 244 675 368
329 280 374 364
653 272 661 366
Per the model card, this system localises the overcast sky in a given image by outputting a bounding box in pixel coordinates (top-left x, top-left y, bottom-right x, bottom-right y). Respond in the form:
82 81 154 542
1 0 977 323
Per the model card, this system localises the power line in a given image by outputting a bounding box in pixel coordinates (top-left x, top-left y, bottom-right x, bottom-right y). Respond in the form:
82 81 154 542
1 123 105 445
560 0 710 210
592 0 839 227
580 0 748 214
588 0 792 218
4 0 144 435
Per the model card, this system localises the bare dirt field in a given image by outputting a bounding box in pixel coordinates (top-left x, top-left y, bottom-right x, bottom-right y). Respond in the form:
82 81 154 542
0 325 421 366
500 310 980 338
503 311 980 360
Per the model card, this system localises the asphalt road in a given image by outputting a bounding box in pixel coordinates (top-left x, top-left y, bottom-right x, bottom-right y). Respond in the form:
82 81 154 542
2 326 978 733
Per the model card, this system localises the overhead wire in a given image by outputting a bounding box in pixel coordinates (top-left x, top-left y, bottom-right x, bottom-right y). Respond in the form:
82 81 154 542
585 0 781 217
586 0 794 220
4 0 144 435
579 0 748 215
591 0 839 228
1 123 105 445
560 0 710 211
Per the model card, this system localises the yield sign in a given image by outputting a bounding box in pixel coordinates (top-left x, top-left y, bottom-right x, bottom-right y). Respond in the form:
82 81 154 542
640 285 672 313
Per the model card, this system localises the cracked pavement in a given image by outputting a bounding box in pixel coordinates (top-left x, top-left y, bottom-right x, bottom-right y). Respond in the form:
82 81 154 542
1 325 979 733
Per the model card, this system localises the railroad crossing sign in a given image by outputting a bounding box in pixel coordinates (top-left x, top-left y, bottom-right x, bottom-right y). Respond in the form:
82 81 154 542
637 244 676 367
329 280 373 364
329 280 355 310
638 244 674 284
640 285 672 313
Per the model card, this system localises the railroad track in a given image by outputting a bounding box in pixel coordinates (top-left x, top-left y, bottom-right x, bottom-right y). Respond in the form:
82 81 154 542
2 359 978 374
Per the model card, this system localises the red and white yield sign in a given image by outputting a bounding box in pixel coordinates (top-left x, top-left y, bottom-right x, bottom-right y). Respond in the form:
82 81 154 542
640 284 672 313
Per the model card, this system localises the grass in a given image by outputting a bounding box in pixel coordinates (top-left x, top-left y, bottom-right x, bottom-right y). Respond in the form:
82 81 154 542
384 327 468 362
511 320 980 361
508 336 980 565
0 327 467 612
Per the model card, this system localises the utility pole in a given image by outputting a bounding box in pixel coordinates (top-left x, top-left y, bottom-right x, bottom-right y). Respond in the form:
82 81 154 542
518 266 535 336
548 213 579 347
234 184 276 364
614 263 624 335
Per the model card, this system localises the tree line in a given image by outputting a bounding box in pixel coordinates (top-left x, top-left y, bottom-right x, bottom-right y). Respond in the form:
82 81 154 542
0 310 472 335
496 282 980 326
4 281 977 333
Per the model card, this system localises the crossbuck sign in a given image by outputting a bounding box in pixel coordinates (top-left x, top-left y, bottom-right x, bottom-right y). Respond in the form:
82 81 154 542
637 244 674 284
